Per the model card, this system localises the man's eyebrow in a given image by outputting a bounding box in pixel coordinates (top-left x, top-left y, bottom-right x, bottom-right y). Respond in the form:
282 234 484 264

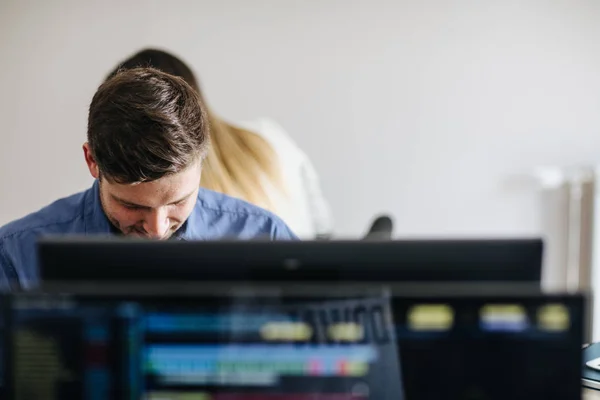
168 190 197 205
111 195 150 209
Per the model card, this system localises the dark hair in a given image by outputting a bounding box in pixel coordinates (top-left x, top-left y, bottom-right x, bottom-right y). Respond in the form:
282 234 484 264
107 48 286 213
87 67 209 183
107 48 200 92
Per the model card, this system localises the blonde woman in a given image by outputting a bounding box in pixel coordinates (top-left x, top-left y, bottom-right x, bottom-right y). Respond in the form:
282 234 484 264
107 49 333 239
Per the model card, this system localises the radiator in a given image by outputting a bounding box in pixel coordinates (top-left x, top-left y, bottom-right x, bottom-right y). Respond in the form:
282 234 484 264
538 166 596 341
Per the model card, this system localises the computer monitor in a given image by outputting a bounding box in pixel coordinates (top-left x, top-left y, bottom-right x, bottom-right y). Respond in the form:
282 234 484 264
38 237 543 285
2 285 583 400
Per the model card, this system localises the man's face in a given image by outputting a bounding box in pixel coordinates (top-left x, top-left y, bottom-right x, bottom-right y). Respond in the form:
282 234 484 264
83 143 201 239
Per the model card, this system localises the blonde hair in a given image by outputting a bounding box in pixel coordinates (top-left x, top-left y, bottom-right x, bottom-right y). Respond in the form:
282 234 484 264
109 49 284 212
201 110 284 212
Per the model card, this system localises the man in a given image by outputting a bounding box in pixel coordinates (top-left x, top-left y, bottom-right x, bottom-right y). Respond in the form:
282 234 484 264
0 68 296 290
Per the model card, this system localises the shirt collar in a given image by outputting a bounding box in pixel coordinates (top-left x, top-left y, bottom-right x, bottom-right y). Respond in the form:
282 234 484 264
84 180 205 240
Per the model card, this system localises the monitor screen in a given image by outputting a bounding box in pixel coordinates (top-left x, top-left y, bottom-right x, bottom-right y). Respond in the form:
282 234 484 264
3 289 582 400
4 292 402 400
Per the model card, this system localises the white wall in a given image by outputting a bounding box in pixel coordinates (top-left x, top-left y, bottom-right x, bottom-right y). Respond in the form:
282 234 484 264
1 0 600 237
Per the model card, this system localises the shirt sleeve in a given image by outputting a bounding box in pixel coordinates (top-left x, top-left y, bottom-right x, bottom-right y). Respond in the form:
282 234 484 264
270 218 299 241
0 242 15 291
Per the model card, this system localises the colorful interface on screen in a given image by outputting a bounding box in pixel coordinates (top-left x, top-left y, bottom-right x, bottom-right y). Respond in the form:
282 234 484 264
5 294 581 400
7 295 402 400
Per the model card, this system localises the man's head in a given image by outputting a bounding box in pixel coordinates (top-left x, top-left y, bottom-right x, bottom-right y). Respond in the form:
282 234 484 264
83 67 210 239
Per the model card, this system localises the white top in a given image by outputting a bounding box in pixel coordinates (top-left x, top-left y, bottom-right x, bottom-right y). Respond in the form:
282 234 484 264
236 118 334 239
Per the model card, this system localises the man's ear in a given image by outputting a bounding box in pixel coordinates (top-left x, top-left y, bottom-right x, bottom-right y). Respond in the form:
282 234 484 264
83 142 100 179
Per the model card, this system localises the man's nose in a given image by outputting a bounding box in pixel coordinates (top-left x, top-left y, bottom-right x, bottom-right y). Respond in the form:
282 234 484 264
143 209 170 239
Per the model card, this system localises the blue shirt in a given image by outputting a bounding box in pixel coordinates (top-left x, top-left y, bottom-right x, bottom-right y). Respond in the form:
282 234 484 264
0 181 296 290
